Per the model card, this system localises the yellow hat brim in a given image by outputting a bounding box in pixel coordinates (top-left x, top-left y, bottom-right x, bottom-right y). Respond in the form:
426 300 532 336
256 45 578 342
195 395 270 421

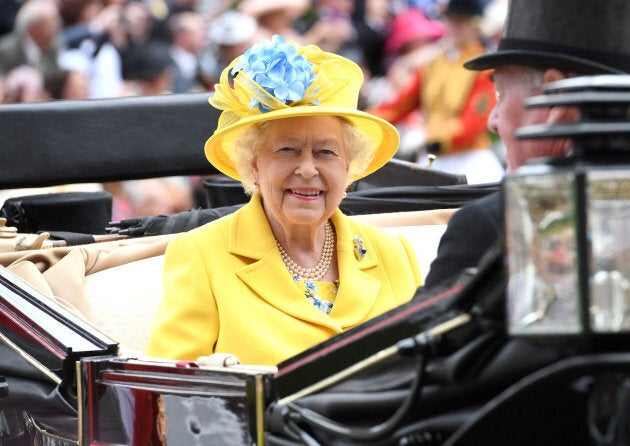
204 105 400 182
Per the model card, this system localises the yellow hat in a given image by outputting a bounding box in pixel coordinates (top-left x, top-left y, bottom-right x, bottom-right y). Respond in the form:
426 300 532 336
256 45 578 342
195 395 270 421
204 35 400 182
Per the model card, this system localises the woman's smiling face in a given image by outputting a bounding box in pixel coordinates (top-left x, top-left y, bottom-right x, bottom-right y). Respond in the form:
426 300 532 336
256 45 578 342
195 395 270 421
252 115 350 231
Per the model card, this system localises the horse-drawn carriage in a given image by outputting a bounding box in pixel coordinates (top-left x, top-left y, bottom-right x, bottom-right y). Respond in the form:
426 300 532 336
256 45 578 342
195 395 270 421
0 75 628 445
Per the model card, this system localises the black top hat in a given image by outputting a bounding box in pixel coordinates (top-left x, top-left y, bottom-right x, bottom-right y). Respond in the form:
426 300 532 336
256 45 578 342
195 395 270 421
465 0 630 74
445 0 485 18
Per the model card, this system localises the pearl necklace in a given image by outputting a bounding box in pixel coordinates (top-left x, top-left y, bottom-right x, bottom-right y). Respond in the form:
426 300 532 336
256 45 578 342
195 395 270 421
277 221 335 281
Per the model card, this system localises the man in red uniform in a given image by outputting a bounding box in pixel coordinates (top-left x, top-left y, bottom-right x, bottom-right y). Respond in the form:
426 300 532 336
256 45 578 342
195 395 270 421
369 0 501 183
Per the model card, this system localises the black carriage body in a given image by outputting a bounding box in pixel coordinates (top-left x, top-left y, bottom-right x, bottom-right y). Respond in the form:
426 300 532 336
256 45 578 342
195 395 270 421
78 357 275 446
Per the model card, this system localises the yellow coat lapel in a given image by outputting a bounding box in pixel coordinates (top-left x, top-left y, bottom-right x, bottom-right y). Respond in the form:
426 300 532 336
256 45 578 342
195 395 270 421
329 210 381 328
228 195 382 332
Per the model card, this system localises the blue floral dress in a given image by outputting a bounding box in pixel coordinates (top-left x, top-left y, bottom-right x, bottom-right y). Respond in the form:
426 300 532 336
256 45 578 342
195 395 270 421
293 276 340 315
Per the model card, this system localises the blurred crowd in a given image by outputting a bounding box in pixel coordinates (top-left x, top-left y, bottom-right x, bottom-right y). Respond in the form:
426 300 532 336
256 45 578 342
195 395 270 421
0 0 508 219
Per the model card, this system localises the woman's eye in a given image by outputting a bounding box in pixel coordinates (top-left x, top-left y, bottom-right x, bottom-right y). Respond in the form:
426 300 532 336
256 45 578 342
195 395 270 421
319 148 338 157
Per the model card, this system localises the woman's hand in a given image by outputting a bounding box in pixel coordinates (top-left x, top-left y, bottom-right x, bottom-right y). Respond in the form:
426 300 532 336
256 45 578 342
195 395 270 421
196 353 240 367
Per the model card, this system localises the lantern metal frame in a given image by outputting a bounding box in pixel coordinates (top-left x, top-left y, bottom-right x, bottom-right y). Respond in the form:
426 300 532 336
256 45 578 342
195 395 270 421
505 74 630 347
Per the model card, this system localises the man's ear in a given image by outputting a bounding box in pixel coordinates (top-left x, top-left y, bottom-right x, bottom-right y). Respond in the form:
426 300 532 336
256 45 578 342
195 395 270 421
543 68 580 124
542 67 566 84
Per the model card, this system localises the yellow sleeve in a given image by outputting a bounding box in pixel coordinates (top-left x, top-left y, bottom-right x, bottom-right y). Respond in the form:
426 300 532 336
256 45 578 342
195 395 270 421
145 233 219 361
399 233 423 288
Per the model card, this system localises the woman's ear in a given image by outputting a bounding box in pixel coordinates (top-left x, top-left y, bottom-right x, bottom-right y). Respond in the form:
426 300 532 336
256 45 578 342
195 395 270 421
543 68 580 124
251 158 259 183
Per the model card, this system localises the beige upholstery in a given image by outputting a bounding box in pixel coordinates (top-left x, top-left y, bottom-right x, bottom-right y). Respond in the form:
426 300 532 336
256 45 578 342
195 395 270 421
84 255 165 354
0 233 175 354
349 208 457 227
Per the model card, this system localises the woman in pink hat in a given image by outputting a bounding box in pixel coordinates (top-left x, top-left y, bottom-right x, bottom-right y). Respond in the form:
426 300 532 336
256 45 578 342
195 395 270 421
383 7 447 99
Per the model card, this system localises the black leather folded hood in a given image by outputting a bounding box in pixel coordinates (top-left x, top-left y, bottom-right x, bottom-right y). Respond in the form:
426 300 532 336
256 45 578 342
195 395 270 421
0 92 221 189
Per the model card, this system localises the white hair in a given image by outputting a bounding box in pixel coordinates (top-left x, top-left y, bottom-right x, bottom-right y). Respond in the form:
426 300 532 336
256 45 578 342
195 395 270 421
14 0 59 35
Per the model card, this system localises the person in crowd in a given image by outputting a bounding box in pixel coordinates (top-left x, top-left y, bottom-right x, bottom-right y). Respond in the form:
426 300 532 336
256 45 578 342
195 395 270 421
363 6 446 160
351 0 394 80
1 65 45 103
116 0 156 63
204 9 260 85
367 0 502 183
149 0 199 42
423 0 630 288
0 0 63 81
478 0 507 52
114 177 195 218
44 67 90 100
146 35 422 366
61 0 122 48
382 6 446 86
295 0 364 66
60 0 127 98
237 0 308 43
167 11 209 93
123 40 175 95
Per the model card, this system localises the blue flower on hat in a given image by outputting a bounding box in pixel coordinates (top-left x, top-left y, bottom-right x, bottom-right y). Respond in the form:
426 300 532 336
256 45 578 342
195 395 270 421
231 35 317 112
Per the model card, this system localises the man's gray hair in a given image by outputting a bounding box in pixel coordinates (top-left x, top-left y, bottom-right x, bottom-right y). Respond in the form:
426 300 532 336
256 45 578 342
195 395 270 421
14 0 59 35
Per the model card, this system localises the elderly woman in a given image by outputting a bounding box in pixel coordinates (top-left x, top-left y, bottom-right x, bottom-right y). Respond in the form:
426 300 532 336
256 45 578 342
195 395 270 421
146 36 422 366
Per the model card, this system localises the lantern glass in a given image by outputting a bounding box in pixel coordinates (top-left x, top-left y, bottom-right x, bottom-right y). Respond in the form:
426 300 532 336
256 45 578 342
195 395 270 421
588 170 630 332
505 169 581 336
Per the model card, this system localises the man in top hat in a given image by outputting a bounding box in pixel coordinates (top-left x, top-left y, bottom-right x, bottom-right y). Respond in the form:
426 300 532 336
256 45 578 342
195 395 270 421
423 0 630 288
368 0 503 184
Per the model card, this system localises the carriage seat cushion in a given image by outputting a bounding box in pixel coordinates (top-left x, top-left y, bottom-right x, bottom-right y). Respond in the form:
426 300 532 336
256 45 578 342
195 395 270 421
84 255 165 354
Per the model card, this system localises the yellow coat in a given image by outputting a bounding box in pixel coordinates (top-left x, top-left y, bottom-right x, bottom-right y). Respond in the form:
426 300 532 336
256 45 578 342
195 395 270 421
146 194 422 366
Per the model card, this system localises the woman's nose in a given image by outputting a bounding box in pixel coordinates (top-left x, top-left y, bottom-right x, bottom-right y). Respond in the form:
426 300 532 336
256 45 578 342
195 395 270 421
295 152 318 178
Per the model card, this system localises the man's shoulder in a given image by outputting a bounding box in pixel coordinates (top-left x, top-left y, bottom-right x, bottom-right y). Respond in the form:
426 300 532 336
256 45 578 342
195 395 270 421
423 191 502 288
454 190 502 224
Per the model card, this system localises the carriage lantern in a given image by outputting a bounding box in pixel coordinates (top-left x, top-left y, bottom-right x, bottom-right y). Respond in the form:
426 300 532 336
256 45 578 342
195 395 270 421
505 75 630 342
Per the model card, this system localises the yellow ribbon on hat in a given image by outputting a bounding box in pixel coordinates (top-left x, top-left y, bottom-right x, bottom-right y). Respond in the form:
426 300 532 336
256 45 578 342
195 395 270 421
209 38 352 132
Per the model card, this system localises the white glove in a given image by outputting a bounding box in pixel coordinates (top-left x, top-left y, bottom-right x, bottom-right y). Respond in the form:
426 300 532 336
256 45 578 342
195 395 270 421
196 353 240 367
